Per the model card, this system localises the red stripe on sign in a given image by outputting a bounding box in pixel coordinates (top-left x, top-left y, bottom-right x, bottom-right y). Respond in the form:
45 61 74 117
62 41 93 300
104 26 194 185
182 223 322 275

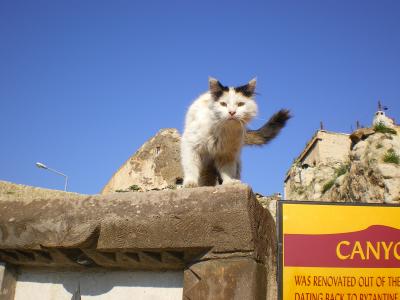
284 225 400 268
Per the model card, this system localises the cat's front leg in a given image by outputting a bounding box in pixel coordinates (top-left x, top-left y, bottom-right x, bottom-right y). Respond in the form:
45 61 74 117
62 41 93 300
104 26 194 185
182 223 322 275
181 144 202 188
217 160 241 185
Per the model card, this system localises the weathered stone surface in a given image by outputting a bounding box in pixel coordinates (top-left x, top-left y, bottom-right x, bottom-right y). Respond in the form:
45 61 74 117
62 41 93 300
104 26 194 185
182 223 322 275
327 131 400 203
0 180 85 200
0 263 16 300
377 163 400 179
285 127 400 204
255 193 281 221
183 258 266 300
0 184 274 266
0 182 277 298
350 127 375 145
101 128 183 194
384 178 400 203
285 161 345 201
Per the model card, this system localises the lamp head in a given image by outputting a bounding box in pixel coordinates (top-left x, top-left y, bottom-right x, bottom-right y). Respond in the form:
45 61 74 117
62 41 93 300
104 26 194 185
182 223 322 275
36 162 48 169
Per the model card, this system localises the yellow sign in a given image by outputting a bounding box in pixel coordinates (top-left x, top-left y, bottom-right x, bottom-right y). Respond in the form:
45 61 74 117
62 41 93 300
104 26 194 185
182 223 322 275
278 202 400 300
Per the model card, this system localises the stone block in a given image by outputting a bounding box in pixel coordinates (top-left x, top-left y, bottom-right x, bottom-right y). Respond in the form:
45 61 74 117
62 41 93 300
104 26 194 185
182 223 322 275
183 258 266 300
0 263 16 300
0 182 277 299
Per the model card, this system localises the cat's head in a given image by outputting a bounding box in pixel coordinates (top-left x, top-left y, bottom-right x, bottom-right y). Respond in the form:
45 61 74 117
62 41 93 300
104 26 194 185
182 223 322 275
208 77 258 124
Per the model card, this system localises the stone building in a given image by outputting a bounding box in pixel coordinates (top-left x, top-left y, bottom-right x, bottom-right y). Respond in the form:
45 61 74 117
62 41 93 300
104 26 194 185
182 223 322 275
290 130 350 168
284 130 351 199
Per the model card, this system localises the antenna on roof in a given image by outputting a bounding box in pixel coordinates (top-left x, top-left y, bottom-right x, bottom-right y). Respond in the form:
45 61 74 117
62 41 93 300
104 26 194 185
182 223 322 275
378 100 388 111
356 120 360 129
320 121 324 130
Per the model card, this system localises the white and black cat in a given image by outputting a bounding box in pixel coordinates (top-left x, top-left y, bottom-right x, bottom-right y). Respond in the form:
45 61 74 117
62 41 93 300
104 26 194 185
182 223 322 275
181 78 290 187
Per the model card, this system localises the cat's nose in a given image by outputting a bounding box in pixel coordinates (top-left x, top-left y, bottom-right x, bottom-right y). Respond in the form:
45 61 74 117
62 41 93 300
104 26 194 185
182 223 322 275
229 111 236 116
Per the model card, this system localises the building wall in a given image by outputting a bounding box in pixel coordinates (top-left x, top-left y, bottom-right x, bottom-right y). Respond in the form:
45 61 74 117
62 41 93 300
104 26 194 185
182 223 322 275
14 269 183 300
317 131 351 163
284 131 351 199
302 141 320 166
300 131 350 167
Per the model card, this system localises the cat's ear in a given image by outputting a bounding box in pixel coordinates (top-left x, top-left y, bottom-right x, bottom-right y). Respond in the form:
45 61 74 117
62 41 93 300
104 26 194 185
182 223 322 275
209 77 227 100
235 78 257 97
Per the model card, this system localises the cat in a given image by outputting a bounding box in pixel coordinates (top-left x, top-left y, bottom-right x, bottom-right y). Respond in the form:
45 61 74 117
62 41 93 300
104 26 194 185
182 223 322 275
181 77 291 187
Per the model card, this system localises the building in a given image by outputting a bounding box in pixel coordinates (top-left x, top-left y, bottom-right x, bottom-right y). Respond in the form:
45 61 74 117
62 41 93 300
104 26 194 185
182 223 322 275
284 130 351 198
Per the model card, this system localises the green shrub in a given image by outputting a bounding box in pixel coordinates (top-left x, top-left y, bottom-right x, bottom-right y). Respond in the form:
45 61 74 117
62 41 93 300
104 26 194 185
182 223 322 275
321 163 350 194
383 149 400 165
293 186 305 195
129 185 141 191
374 123 397 135
336 164 350 177
322 179 335 194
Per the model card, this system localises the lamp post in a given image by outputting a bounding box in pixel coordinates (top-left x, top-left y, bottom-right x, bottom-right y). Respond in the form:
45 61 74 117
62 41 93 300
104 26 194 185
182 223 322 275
35 162 68 191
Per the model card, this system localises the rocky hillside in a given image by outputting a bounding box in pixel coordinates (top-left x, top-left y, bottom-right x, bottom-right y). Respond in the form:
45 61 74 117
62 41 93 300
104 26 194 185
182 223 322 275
286 126 400 203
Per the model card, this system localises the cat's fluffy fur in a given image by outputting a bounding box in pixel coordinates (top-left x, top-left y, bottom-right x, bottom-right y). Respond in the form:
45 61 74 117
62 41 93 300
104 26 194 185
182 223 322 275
181 78 290 187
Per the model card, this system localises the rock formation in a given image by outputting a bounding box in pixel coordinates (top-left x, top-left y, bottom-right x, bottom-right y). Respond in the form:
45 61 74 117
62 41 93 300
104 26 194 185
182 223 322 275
327 127 400 203
256 193 281 221
285 126 400 203
101 128 183 194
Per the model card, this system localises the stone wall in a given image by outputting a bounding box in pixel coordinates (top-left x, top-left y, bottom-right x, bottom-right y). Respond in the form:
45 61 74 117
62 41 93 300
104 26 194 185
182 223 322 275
284 130 351 200
0 182 277 300
316 131 351 164
290 130 350 169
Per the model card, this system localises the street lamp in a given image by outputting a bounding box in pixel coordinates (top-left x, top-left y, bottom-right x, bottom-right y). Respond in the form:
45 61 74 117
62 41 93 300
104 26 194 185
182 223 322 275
35 162 68 191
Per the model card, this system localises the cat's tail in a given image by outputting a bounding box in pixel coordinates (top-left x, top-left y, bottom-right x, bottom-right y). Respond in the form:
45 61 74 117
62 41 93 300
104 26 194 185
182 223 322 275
244 109 291 146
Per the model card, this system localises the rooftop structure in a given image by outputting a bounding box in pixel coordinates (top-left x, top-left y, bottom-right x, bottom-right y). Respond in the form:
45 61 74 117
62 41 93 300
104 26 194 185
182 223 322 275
284 130 351 199
285 130 350 180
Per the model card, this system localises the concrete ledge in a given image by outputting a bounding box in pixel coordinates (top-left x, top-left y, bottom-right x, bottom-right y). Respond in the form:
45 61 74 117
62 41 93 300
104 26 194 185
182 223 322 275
0 183 277 299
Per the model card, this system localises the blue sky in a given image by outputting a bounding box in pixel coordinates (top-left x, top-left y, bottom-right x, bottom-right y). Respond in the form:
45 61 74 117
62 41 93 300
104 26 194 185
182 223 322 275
1 1 399 196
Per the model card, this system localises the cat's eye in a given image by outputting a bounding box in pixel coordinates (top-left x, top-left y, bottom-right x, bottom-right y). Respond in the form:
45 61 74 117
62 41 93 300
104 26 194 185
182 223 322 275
220 102 227 107
237 102 245 107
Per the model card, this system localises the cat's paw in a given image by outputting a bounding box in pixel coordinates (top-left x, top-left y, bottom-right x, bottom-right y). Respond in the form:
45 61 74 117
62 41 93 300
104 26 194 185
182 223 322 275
222 178 241 185
183 180 199 188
